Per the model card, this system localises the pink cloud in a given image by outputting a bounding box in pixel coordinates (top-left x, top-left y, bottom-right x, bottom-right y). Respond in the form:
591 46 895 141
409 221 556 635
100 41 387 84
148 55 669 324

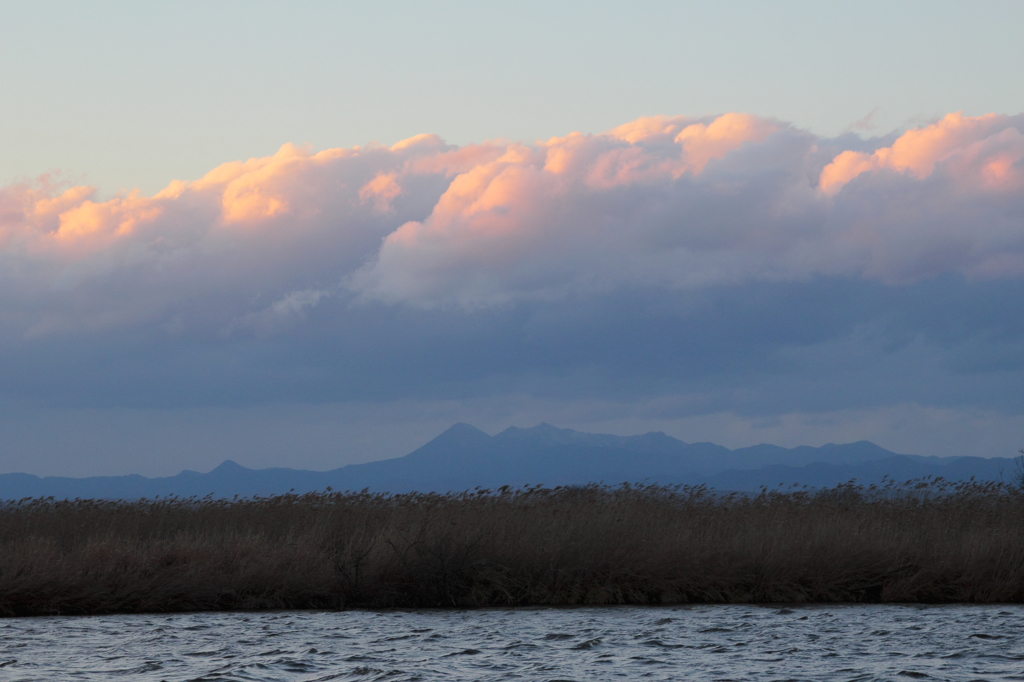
819 112 1024 193
0 111 1021 330
674 113 781 173
359 172 403 214
354 113 1024 306
0 138 458 334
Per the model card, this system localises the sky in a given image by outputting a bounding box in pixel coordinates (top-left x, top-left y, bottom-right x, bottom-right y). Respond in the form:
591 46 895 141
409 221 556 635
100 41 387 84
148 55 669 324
1 1 1023 477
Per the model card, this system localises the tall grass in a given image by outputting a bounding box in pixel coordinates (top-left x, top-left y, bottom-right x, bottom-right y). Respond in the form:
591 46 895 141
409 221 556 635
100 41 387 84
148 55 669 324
2 479 1023 616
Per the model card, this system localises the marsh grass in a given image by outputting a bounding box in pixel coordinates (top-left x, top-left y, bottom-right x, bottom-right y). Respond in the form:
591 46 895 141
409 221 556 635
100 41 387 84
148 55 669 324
2 479 1024 616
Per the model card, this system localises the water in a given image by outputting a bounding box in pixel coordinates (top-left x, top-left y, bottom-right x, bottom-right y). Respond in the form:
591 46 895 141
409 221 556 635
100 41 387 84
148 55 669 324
1 605 1023 681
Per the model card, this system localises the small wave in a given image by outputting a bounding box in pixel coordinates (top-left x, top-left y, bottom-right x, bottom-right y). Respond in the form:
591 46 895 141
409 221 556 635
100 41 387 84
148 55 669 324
269 657 317 672
2 604 1023 681
105 660 164 675
348 665 385 676
186 648 229 657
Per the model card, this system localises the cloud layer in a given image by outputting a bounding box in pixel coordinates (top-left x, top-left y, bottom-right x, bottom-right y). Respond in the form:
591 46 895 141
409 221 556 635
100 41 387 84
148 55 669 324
0 112 1022 443
357 111 1024 305
3 111 1022 331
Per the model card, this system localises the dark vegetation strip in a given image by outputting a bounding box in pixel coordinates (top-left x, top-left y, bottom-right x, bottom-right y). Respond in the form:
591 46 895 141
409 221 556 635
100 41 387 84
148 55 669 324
2 480 1024 616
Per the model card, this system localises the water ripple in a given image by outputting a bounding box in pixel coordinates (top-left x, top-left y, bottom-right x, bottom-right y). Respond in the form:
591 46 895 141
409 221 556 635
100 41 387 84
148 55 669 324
0 605 1023 680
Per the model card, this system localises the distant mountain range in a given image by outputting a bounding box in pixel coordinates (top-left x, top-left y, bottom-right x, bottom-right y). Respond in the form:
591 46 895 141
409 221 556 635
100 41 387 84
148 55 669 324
1 422 1019 500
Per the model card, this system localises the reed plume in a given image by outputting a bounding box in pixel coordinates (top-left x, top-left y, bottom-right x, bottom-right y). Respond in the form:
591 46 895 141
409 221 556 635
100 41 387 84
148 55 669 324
2 479 1023 616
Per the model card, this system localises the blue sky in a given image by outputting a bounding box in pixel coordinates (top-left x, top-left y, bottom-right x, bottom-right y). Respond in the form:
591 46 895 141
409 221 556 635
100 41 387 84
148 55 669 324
1 1 1023 476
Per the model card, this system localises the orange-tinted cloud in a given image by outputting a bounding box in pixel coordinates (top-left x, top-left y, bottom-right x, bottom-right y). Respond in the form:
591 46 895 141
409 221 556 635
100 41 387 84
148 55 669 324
674 113 780 173
359 173 402 214
1 112 1022 329
355 113 1024 305
819 112 1024 193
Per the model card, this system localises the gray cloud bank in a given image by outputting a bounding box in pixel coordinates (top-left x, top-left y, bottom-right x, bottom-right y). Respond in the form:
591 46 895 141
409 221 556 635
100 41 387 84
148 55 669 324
1 112 1022 474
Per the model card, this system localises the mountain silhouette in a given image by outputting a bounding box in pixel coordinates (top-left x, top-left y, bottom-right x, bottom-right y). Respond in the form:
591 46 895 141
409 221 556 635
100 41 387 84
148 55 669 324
0 423 1015 499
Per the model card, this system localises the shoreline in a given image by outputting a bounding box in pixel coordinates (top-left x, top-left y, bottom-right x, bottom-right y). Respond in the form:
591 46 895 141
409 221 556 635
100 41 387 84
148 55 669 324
3 601 1021 621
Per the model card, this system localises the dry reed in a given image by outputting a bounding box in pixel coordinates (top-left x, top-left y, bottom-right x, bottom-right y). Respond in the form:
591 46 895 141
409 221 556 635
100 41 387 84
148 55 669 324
2 479 1023 616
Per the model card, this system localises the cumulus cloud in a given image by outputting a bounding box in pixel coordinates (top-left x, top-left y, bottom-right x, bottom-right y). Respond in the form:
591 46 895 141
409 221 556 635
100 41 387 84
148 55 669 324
2 111 1022 328
819 112 1024 193
350 112 1024 307
0 112 1021 437
6 117 1024 479
0 136 457 336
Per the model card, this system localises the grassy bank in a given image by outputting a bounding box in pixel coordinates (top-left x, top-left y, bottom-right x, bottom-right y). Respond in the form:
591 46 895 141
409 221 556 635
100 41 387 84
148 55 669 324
2 480 1023 616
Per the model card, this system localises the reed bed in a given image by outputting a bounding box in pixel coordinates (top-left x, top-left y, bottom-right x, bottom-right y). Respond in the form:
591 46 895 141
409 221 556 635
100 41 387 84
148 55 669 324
2 479 1023 616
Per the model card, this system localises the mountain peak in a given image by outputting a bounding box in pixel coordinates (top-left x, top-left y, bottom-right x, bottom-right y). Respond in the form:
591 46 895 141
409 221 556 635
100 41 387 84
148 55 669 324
496 423 578 443
210 459 249 474
495 423 633 449
403 422 493 462
438 422 491 440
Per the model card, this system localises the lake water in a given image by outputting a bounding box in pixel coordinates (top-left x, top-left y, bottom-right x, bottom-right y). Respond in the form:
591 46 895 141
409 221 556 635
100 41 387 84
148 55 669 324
1 604 1023 681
